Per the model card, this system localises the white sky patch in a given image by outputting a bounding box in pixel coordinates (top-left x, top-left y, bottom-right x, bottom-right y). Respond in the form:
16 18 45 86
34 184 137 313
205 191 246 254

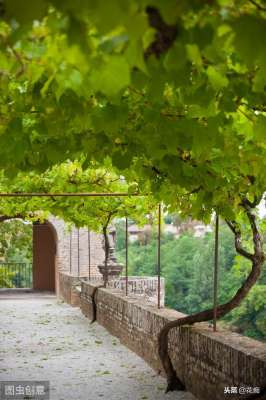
258 197 266 217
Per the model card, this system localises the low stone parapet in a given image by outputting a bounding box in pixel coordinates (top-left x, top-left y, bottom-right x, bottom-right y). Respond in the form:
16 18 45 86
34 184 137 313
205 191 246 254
80 280 266 400
82 275 165 307
58 272 81 307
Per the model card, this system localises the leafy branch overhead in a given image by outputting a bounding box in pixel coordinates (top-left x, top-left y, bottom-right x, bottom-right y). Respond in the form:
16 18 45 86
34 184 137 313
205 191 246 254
0 0 265 222
0 161 156 231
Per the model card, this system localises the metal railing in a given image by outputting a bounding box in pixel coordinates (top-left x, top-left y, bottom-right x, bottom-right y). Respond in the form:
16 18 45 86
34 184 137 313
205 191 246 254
0 262 32 288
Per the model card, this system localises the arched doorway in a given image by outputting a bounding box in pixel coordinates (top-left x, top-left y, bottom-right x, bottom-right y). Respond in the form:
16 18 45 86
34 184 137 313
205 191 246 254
32 221 57 292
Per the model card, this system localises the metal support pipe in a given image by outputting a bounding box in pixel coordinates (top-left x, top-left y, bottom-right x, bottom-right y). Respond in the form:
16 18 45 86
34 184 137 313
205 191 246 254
88 229 91 281
0 192 143 198
77 228 80 277
70 230 72 274
213 214 219 332
125 217 128 296
157 203 161 309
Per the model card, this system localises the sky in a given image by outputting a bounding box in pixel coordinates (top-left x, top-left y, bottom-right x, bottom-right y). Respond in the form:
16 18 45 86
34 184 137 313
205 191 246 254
258 198 266 217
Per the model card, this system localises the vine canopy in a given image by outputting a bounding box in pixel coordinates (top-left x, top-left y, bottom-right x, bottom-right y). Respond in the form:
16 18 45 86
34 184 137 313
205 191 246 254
0 0 265 220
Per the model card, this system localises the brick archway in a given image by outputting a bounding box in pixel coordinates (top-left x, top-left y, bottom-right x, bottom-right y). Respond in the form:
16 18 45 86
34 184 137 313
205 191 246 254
32 221 57 292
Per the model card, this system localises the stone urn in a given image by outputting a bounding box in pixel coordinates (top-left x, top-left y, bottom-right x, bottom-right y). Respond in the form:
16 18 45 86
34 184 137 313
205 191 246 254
97 246 123 280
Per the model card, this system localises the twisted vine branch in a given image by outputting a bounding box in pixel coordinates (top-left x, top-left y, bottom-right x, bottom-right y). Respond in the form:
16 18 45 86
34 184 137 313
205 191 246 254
90 284 104 324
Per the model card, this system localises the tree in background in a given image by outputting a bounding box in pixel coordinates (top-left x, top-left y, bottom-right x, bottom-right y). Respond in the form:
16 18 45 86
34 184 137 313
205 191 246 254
0 219 32 263
0 219 33 287
115 220 266 340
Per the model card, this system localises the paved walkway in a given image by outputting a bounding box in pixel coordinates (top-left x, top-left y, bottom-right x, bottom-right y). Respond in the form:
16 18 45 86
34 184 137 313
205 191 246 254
0 292 196 400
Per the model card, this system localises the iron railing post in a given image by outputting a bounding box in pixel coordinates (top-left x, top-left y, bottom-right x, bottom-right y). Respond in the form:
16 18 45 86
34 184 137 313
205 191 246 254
77 228 80 277
213 214 219 332
125 217 128 296
88 229 91 281
70 229 72 274
157 203 161 309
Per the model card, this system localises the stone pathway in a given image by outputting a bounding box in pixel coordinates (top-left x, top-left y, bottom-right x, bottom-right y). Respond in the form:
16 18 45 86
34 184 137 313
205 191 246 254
0 292 196 400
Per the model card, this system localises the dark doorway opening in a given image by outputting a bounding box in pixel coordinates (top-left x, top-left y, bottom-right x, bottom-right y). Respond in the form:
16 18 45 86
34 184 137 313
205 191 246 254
33 222 57 292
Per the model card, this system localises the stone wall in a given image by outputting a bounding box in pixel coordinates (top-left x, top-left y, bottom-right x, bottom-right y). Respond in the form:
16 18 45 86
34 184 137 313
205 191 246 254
79 280 266 400
58 272 81 307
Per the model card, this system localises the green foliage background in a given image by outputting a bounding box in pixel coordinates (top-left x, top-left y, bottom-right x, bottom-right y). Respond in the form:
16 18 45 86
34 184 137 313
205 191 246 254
0 220 32 287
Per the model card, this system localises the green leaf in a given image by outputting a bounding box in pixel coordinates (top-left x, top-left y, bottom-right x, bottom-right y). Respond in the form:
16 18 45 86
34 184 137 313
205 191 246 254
254 115 266 141
112 151 132 170
5 0 48 24
233 16 266 67
91 104 128 134
125 40 147 73
186 44 202 69
55 68 83 100
90 56 130 97
128 183 139 194
164 42 187 72
207 66 228 91
142 28 156 50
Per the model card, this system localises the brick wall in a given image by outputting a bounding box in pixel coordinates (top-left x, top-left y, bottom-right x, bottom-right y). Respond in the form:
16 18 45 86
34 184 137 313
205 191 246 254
79 280 266 400
49 217 104 279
